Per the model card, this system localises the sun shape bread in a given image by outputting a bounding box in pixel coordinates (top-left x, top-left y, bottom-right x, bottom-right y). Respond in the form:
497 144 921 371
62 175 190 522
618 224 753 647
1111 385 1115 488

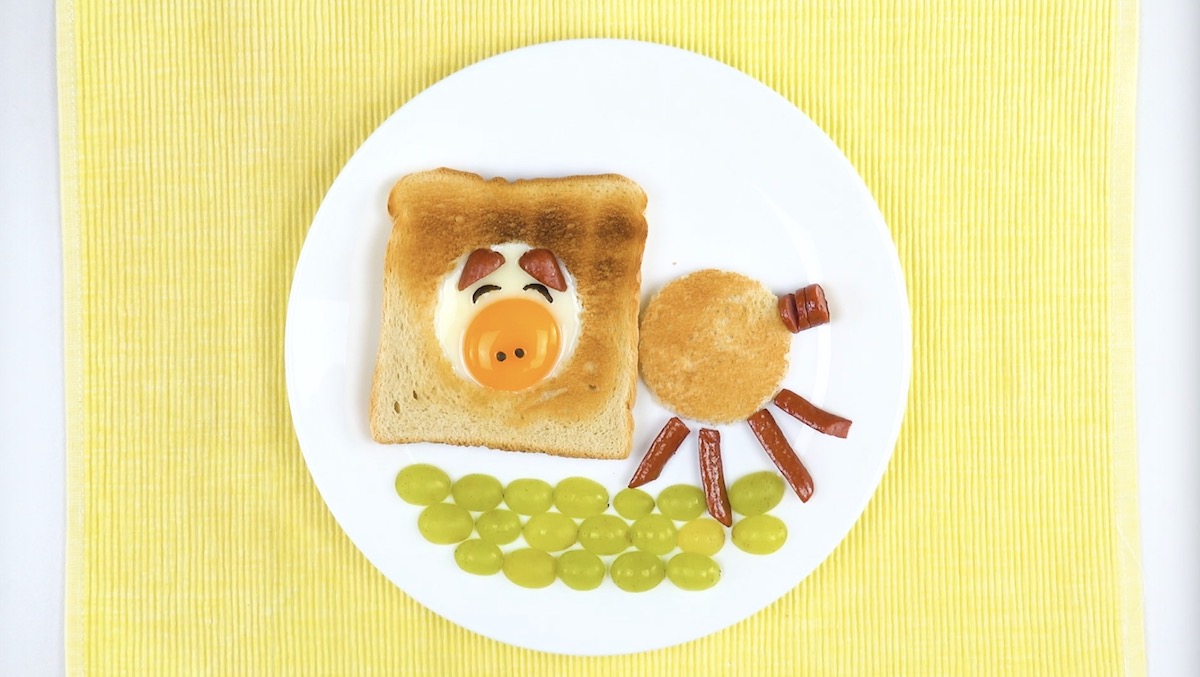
638 269 791 424
369 168 648 459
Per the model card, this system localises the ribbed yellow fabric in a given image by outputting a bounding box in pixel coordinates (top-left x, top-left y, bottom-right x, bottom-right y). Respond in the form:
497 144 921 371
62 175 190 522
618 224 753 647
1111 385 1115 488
59 1 1143 674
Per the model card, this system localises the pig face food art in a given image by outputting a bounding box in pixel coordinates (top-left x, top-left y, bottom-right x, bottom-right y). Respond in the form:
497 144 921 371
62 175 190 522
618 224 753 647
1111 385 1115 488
385 177 850 593
434 243 582 392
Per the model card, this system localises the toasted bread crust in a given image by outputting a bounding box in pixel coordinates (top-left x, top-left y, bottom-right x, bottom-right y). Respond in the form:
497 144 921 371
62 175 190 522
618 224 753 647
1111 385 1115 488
370 168 648 459
638 269 791 424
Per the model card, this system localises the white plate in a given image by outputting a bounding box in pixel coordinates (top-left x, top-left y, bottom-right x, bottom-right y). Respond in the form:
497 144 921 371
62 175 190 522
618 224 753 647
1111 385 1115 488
285 39 911 656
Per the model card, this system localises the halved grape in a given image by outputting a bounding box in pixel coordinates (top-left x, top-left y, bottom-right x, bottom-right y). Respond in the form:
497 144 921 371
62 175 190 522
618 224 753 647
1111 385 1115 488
732 514 788 555
503 548 556 588
556 550 606 591
394 464 451 506
657 485 706 521
417 503 473 545
577 514 631 556
454 539 503 575
610 551 666 592
666 552 721 591
728 471 786 516
629 514 678 555
475 509 522 545
504 478 554 515
613 488 655 520
677 518 726 556
522 511 578 552
553 477 609 518
451 474 504 512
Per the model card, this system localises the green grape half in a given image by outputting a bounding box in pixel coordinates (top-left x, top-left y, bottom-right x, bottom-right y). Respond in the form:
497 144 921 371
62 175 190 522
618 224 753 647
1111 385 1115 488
732 514 788 555
728 471 786 516
417 503 474 545
629 514 678 556
556 550 606 591
656 485 706 521
454 539 503 576
394 464 451 506
451 473 504 512
677 518 726 556
553 477 609 518
474 509 522 545
613 488 655 520
504 478 554 515
666 552 721 591
610 551 666 592
577 514 631 556
502 548 556 589
522 512 578 552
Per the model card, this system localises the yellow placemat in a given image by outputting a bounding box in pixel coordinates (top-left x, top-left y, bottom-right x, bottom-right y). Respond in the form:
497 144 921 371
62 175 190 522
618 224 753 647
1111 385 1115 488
59 1 1142 674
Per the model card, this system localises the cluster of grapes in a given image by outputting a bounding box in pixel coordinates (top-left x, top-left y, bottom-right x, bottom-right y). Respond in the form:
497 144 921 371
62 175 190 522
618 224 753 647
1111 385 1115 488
395 464 789 592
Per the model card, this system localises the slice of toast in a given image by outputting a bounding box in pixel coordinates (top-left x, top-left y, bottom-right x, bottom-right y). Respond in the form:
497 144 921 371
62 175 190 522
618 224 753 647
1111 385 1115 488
369 168 648 459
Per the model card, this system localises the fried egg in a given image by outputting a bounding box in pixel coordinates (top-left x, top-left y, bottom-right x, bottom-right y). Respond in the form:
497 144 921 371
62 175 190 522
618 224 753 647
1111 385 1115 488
434 242 582 391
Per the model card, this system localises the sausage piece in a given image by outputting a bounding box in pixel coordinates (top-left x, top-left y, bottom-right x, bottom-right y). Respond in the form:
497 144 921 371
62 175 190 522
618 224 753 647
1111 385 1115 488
777 293 800 333
800 284 830 327
774 388 852 438
457 249 505 290
628 417 691 488
518 248 568 291
698 429 733 526
778 284 830 333
747 409 814 502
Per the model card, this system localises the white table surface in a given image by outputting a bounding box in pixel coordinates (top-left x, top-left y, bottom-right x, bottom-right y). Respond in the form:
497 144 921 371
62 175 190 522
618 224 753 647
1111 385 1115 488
2 1 1195 674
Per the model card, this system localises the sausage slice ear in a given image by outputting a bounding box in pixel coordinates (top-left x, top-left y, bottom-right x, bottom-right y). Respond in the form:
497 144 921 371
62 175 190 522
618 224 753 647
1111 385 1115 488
457 249 505 290
518 248 567 292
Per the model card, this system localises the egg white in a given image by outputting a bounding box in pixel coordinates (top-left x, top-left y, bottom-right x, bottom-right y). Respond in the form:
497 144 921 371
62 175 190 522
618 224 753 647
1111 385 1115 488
434 242 582 386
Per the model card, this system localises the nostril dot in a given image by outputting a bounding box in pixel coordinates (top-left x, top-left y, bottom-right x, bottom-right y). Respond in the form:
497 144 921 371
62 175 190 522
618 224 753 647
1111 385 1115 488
514 348 525 359
496 351 507 362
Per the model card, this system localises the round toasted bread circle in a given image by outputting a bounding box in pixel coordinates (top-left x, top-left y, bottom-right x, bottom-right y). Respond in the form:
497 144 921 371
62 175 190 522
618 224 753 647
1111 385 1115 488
638 269 791 424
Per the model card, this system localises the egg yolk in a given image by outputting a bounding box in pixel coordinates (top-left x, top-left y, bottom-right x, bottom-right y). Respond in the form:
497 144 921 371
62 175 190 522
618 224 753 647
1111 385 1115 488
463 297 561 391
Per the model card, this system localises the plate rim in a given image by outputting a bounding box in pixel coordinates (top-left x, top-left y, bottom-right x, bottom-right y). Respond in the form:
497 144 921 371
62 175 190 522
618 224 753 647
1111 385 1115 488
284 37 912 657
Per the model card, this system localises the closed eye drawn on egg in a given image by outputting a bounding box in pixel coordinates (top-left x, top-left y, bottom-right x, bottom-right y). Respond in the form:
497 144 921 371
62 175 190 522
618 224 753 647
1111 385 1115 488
523 283 554 303
472 284 502 304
